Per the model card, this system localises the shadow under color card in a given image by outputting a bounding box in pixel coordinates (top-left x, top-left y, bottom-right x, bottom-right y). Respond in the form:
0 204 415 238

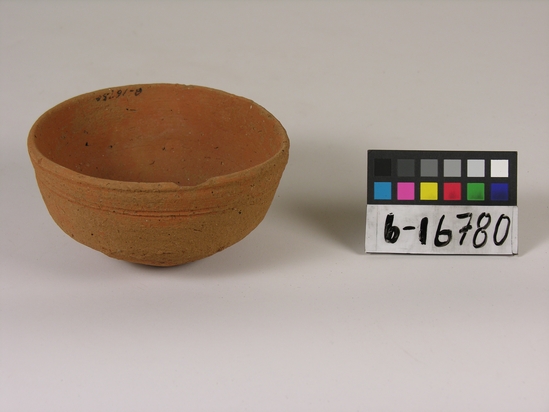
366 150 518 255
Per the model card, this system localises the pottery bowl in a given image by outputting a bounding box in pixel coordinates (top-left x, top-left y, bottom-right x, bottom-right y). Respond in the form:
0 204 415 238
28 84 289 266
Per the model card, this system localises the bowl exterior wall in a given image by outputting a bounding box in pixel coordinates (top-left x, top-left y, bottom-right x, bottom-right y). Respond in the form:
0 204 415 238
30 150 287 266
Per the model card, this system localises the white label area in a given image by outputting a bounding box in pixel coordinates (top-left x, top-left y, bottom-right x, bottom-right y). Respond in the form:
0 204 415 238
366 205 518 255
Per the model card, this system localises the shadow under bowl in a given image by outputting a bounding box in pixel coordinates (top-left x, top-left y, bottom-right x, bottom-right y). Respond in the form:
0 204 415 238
28 84 289 266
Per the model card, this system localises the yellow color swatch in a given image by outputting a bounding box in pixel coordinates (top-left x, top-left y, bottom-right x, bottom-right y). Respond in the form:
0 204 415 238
420 182 438 200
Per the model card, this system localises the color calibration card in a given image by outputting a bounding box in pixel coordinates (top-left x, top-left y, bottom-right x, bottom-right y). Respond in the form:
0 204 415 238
365 150 518 255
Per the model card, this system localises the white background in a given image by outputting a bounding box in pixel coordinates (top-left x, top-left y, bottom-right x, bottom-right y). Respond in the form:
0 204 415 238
1 1 548 411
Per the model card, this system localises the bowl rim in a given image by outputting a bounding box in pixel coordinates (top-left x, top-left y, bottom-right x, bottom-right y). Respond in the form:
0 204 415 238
28 83 290 192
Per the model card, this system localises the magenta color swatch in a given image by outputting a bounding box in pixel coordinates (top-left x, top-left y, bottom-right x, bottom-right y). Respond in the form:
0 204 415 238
397 182 415 200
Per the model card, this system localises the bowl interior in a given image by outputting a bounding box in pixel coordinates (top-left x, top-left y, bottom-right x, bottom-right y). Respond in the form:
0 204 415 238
32 84 286 186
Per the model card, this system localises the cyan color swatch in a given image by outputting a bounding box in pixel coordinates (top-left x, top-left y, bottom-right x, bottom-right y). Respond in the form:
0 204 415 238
374 182 392 200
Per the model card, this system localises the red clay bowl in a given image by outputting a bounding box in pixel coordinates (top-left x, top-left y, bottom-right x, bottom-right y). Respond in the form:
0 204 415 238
28 84 289 266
